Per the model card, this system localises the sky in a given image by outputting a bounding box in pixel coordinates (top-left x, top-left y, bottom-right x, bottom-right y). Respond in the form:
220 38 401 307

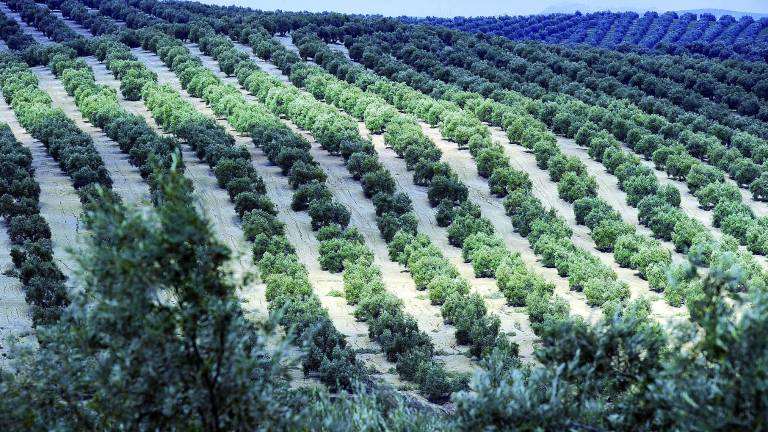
202 0 768 17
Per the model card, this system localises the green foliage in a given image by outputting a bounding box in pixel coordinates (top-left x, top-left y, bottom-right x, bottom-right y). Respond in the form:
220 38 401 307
592 219 634 252
557 171 597 202
0 166 301 430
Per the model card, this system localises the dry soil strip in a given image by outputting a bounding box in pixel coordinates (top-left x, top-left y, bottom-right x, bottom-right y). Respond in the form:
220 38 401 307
0 227 33 363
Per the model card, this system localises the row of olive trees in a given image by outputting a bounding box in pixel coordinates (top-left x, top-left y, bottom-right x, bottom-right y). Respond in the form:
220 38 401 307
0 53 112 203
242 27 574 327
20 10 369 393
0 14 69 327
136 25 470 399
348 27 768 181
23 40 180 190
59 0 121 37
56 2 768 429
0 10 35 49
136 56 364 390
0 162 347 430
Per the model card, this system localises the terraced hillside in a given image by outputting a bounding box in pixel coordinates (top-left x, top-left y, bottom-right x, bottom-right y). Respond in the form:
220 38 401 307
0 0 766 429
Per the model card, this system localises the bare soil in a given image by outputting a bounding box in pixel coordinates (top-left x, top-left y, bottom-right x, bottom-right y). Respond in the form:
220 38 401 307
0 227 33 364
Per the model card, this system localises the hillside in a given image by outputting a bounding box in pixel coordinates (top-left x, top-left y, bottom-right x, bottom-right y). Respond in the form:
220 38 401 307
0 0 765 429
403 10 768 60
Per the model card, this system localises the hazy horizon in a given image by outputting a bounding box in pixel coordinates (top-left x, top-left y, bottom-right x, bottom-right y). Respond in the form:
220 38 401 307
199 0 768 18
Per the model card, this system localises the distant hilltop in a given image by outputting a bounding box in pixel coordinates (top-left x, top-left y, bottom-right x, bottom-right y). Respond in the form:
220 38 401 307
540 3 768 19
403 8 768 61
678 9 768 19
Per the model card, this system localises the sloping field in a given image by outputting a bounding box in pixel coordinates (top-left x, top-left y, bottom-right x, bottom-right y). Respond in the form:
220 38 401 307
1 0 766 426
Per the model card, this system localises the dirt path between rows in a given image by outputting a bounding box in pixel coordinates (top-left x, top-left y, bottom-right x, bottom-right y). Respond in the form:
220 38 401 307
0 227 33 363
32 66 152 207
